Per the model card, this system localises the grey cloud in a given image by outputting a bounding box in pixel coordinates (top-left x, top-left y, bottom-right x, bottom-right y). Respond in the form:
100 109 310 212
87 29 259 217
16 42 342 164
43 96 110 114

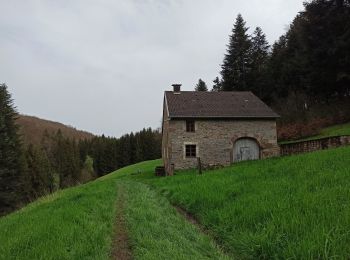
0 0 304 136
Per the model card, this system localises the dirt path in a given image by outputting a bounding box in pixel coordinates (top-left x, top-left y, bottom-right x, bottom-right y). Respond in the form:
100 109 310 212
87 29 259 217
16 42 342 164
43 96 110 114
174 204 230 258
174 205 201 227
111 184 132 260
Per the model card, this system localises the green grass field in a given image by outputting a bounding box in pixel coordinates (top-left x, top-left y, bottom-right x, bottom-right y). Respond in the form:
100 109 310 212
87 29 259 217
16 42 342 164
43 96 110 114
281 122 350 144
0 175 118 259
0 160 226 260
140 147 350 258
318 122 350 137
1 146 350 259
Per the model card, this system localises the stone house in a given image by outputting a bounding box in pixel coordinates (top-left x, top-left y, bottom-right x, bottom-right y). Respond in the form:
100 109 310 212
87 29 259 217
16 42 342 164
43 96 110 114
162 84 280 175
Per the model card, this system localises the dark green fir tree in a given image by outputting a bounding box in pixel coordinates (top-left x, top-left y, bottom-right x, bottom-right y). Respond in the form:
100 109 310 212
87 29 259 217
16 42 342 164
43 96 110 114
249 27 270 100
211 77 222 91
221 14 252 91
194 79 208 91
0 84 26 215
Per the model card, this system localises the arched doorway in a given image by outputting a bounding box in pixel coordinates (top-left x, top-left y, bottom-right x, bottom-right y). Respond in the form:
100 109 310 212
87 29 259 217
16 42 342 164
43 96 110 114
233 138 260 162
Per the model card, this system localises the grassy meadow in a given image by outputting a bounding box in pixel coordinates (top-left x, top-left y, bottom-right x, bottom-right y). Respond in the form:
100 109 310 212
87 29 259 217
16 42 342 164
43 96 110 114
135 147 350 259
281 122 350 144
122 180 227 259
0 175 118 259
315 122 350 138
0 160 226 260
1 146 350 259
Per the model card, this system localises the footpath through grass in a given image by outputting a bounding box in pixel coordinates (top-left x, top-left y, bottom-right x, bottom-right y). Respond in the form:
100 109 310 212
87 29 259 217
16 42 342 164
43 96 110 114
0 160 227 259
121 180 227 259
135 146 350 259
1 146 350 259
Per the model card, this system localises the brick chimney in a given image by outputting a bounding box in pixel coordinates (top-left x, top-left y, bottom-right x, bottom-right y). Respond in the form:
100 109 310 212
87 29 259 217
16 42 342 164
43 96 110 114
172 84 181 93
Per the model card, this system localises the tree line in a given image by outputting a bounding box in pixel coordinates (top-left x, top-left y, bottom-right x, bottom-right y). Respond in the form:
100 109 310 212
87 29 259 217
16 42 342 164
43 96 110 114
0 84 161 216
194 0 350 125
2 0 349 215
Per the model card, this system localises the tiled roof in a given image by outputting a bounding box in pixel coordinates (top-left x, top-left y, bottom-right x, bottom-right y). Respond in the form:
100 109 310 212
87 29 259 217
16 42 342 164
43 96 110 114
165 91 279 118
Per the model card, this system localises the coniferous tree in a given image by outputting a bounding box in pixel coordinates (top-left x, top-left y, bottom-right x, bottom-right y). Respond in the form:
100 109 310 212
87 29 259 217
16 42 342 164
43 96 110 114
301 0 350 99
211 77 222 91
194 79 208 91
25 144 52 198
51 130 81 187
221 14 252 91
268 35 289 99
267 0 350 107
248 27 270 100
0 84 26 215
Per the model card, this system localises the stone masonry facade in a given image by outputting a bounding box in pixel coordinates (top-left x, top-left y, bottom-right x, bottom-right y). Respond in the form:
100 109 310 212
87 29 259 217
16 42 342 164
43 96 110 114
162 118 280 172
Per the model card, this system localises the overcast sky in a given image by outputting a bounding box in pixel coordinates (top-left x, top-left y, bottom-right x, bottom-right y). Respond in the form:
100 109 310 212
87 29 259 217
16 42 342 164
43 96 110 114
0 0 304 137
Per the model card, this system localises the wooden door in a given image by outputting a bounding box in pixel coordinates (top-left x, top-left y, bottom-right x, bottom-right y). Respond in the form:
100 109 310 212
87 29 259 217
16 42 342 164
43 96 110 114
233 138 259 162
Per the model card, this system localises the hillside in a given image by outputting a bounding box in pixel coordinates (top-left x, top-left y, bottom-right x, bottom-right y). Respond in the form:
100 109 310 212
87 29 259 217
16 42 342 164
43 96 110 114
1 146 350 259
0 160 226 259
17 115 94 145
280 122 350 144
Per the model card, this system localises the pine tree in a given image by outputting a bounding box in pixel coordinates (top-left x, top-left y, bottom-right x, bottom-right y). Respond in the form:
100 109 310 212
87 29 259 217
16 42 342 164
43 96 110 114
51 130 81 187
302 0 350 100
268 35 289 99
40 130 59 192
25 144 52 198
211 77 222 91
194 79 208 91
0 84 26 215
249 27 270 100
221 14 252 91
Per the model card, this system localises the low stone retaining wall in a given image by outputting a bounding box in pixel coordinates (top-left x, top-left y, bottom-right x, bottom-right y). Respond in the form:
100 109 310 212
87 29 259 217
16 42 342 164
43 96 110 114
280 135 350 156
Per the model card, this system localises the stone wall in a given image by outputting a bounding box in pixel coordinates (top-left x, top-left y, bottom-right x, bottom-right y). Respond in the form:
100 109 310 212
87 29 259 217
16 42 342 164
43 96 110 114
165 119 279 171
280 135 350 156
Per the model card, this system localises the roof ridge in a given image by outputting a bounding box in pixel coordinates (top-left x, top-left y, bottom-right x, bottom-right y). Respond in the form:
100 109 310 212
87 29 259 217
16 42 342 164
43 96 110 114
165 90 253 93
164 90 279 118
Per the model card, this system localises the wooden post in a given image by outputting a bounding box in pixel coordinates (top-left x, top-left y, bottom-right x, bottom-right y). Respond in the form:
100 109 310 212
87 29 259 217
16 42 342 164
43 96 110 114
197 157 202 175
170 163 175 176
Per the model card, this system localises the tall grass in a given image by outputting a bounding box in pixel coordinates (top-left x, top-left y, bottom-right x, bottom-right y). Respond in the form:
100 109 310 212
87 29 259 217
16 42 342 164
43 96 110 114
0 161 162 260
0 179 118 259
0 160 227 259
143 147 350 258
122 181 227 259
2 147 350 259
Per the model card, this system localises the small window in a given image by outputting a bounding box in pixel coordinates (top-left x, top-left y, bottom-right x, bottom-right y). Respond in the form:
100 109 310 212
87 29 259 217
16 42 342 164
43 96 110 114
186 120 195 132
185 145 196 158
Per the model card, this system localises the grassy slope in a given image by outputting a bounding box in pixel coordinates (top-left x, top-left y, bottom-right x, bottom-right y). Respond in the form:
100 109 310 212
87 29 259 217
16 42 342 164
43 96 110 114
0 177 118 259
104 161 227 259
280 122 350 144
121 181 227 259
133 147 350 259
1 146 350 259
315 122 350 137
0 160 226 260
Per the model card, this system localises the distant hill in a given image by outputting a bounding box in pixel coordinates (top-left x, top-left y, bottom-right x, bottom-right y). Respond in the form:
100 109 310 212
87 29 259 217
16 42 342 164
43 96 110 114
17 115 94 145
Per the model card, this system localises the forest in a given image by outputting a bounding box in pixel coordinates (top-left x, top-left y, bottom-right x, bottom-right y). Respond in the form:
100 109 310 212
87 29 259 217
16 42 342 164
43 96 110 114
198 0 350 139
0 84 161 215
1 0 350 215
